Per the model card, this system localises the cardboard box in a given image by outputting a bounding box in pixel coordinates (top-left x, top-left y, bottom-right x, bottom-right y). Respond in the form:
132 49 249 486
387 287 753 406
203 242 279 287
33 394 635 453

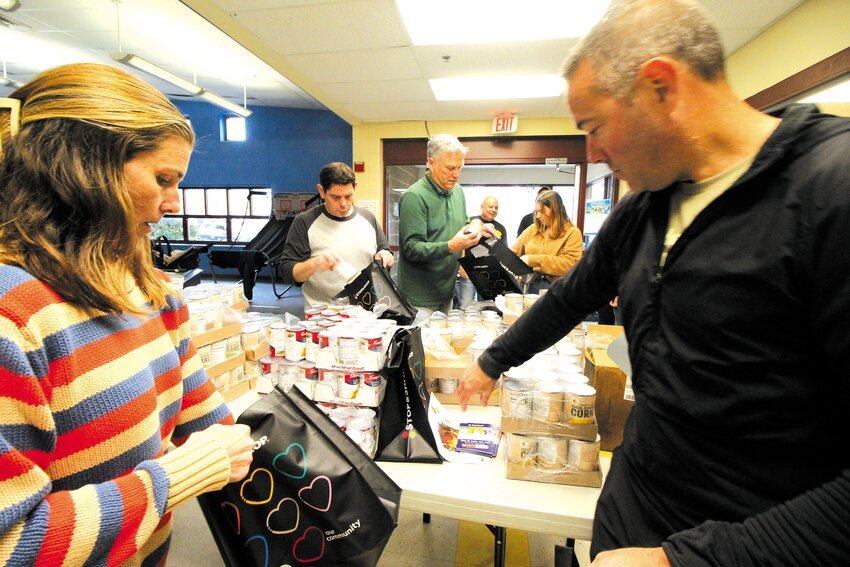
206 351 246 380
243 341 270 361
504 433 602 488
499 416 597 440
219 376 257 403
193 322 242 348
424 355 472 380
424 355 500 406
584 324 624 352
583 325 633 452
505 462 602 488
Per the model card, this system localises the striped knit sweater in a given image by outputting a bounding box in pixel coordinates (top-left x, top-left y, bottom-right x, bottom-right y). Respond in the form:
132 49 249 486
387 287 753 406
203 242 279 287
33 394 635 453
0 265 235 566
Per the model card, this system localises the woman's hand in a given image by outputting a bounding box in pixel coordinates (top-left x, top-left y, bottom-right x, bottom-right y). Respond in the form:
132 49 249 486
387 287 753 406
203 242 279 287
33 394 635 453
206 423 255 483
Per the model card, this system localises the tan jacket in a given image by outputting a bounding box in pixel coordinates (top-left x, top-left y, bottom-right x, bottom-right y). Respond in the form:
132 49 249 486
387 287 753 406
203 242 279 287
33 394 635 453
512 222 583 282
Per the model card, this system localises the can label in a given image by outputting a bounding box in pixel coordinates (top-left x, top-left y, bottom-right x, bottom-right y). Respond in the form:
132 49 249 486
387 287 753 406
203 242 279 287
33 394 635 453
285 325 307 361
362 372 381 388
297 361 317 381
305 341 319 363
318 331 332 349
338 372 360 398
304 308 323 319
305 326 322 344
360 334 383 353
337 336 360 364
269 322 288 350
565 385 596 425
536 436 567 469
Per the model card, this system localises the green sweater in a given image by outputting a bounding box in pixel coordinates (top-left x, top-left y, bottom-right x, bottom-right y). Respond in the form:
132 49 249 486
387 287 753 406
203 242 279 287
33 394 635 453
398 174 468 308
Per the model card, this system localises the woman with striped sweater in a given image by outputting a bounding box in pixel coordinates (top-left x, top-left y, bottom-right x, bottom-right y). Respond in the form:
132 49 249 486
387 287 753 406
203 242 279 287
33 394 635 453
0 63 254 566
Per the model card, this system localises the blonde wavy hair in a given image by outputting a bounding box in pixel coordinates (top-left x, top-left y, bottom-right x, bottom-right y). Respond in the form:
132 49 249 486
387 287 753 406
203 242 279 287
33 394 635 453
0 63 195 314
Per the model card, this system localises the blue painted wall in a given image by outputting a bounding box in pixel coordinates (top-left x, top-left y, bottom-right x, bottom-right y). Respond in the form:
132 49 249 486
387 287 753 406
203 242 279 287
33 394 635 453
173 99 352 193
166 100 352 276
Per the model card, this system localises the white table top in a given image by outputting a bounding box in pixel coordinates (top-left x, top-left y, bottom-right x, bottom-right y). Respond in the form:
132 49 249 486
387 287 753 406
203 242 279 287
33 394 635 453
227 385 605 541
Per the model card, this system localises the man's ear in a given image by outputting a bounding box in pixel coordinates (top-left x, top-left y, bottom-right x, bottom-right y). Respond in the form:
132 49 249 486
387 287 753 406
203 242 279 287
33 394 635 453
316 183 325 199
638 57 677 105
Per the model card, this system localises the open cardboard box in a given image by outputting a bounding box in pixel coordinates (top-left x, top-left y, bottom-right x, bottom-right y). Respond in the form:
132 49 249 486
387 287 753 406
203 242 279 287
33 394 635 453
243 341 270 361
583 324 633 452
206 351 246 382
424 354 500 406
219 376 257 403
193 321 242 348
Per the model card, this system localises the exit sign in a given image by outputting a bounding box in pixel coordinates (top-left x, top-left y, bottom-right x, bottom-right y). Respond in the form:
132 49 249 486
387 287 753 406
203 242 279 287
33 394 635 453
492 114 518 134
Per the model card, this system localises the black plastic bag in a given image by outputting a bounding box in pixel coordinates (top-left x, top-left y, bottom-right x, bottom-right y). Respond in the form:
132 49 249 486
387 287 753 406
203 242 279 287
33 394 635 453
334 260 418 325
374 327 442 463
199 387 401 567
459 237 534 300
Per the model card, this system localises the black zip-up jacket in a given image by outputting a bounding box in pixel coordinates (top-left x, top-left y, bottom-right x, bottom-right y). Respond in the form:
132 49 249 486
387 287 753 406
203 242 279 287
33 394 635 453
478 105 850 566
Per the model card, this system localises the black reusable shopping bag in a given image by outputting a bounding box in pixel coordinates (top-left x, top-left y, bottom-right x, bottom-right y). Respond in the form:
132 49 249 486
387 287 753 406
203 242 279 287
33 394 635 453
459 237 534 300
374 326 442 463
334 260 418 325
199 387 401 567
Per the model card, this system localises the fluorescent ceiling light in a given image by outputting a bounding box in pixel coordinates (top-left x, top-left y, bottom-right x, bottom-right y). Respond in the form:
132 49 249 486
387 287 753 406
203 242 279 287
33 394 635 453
799 78 850 103
199 90 253 118
111 52 203 95
111 51 252 117
396 0 609 45
0 0 20 12
430 74 564 101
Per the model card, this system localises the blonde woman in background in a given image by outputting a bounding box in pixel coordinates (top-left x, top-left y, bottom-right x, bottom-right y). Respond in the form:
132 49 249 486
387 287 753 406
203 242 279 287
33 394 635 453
0 63 253 565
512 189 583 294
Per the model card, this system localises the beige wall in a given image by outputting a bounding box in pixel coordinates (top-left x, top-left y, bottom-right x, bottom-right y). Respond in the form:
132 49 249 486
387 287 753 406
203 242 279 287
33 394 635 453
725 0 850 99
355 0 850 211
353 118 581 203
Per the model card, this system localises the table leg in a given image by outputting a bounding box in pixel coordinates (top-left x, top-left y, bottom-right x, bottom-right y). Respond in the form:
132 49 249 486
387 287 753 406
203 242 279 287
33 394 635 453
485 524 507 567
554 539 579 567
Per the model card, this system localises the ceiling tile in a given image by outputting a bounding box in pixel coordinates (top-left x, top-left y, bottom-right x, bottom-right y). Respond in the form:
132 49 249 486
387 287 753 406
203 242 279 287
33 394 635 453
343 100 440 122
413 39 580 78
287 47 421 83
320 78 432 104
231 0 409 55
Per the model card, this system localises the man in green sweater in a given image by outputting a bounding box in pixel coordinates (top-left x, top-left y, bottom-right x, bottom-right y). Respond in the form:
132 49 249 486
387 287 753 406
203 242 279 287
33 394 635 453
398 134 484 323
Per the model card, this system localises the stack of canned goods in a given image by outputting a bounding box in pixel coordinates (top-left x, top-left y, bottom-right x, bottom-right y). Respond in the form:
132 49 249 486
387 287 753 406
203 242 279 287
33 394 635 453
259 310 396 402
318 405 378 457
506 432 601 472
502 291 547 315
500 353 596 427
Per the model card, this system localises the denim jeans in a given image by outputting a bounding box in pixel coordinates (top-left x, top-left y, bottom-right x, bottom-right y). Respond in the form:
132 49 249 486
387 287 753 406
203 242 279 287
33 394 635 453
525 277 551 295
453 276 477 310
